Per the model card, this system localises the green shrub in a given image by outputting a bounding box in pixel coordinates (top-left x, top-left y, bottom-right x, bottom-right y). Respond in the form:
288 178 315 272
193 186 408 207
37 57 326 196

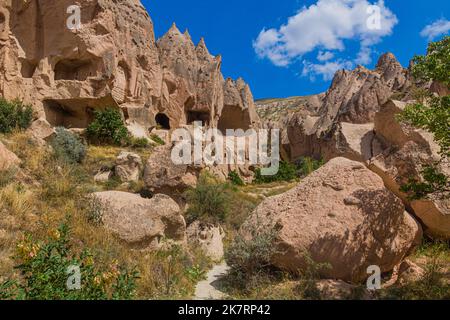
184 173 230 225
254 161 298 184
86 108 129 145
150 134 165 146
51 127 86 164
0 98 33 133
228 170 244 186
224 223 280 291
130 137 150 149
0 223 138 300
296 157 324 178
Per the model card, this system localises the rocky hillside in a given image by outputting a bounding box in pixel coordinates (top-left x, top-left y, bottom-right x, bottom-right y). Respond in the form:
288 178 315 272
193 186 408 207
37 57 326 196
0 0 259 133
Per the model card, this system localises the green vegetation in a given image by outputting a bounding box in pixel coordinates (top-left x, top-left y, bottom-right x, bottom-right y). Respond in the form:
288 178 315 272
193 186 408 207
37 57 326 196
150 134 166 146
224 223 280 292
51 127 87 164
129 137 150 149
0 98 33 134
0 223 138 300
184 173 231 225
399 36 450 199
86 108 129 146
254 157 323 184
228 170 245 186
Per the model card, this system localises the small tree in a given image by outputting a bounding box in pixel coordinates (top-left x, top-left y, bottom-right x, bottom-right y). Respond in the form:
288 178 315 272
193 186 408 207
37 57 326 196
86 108 129 145
399 36 450 199
0 99 33 133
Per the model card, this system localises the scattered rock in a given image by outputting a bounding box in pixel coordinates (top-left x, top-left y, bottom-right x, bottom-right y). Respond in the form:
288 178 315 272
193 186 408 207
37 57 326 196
94 166 113 183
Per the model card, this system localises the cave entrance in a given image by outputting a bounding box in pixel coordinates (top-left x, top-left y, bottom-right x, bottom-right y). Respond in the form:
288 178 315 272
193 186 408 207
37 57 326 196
54 59 95 81
186 111 210 127
44 100 94 128
155 113 171 130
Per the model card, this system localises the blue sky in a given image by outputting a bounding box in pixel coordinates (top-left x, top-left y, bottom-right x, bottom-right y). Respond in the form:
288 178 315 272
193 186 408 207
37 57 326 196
143 0 450 99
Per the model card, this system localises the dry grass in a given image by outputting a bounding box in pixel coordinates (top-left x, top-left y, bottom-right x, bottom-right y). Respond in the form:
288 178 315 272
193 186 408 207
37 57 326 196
0 132 209 299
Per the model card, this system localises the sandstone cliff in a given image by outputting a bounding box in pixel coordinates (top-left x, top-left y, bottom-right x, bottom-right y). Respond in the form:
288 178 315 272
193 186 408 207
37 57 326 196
0 0 259 133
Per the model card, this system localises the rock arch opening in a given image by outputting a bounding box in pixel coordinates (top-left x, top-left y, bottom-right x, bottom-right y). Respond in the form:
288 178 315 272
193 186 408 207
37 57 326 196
155 113 171 130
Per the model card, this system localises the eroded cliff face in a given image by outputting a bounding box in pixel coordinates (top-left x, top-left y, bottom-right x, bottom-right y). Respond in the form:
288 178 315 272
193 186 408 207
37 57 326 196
0 0 259 132
0 0 162 128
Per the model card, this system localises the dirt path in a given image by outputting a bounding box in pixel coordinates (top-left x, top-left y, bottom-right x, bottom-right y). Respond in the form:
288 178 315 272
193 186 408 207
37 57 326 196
194 262 229 300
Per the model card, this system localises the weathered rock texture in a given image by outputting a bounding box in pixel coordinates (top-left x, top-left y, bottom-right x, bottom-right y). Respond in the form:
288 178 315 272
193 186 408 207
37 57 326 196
0 141 19 171
115 151 142 182
0 0 162 128
0 1 259 133
257 53 411 162
242 158 422 283
187 221 225 262
369 100 450 239
93 191 186 250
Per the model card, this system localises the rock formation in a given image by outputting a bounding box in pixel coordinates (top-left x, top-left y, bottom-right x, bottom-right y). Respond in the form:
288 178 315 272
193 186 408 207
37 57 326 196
241 158 422 283
92 191 186 250
0 0 260 135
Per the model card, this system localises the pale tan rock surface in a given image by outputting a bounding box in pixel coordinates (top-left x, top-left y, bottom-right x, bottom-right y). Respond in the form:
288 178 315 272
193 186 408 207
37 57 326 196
242 157 422 283
0 141 20 171
187 221 225 262
93 191 186 250
115 151 142 182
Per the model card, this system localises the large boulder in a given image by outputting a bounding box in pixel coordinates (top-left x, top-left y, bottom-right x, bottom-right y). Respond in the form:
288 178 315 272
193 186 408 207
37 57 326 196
242 157 422 283
0 141 20 171
369 100 450 239
92 191 186 250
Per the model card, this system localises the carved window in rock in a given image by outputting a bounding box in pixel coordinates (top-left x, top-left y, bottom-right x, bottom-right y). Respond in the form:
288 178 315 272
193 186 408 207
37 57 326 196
186 111 210 127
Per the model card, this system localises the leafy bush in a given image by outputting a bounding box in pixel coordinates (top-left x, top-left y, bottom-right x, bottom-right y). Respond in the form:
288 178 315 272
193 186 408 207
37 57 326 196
150 134 165 146
228 170 244 186
130 137 150 149
296 157 324 178
254 161 298 184
86 108 129 145
184 173 231 225
0 98 33 133
0 223 138 300
224 223 280 291
51 127 86 164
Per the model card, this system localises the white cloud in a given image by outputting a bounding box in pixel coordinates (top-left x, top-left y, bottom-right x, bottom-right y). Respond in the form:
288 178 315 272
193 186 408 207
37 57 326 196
420 19 450 40
302 59 354 81
254 0 398 70
317 51 335 61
